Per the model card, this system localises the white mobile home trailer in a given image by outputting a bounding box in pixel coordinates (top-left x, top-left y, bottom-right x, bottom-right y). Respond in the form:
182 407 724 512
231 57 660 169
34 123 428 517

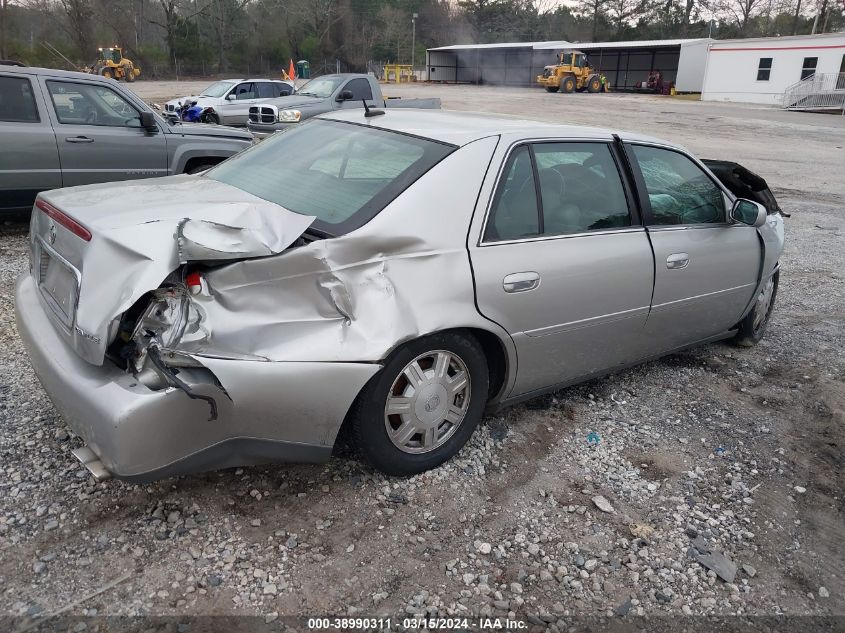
701 33 845 105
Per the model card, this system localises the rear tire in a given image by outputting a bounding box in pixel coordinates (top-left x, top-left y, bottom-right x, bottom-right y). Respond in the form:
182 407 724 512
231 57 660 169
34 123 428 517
587 75 601 93
560 76 576 93
732 270 779 347
350 332 489 476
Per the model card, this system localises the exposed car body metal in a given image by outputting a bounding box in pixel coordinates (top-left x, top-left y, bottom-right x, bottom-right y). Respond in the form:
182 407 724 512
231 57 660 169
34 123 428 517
15 109 785 481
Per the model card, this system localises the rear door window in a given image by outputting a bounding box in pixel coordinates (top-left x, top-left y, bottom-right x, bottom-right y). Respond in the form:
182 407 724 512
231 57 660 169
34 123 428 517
0 76 40 122
533 142 630 235
256 82 276 98
484 146 540 241
484 142 631 242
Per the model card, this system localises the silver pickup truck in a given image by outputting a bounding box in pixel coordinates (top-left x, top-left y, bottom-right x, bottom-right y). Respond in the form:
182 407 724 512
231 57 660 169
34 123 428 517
0 65 253 214
247 73 440 139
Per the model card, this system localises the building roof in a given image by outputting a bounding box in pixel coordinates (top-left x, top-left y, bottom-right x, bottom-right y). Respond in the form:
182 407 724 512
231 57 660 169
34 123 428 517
428 38 710 53
533 38 711 50
428 41 571 52
320 108 676 150
710 31 845 46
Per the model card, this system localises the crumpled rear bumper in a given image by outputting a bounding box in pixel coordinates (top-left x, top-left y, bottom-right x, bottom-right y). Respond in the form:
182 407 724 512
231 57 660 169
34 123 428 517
15 272 380 482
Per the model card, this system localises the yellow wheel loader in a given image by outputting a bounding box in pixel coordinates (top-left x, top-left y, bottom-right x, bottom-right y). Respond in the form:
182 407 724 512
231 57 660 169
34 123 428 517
83 47 141 82
537 50 603 94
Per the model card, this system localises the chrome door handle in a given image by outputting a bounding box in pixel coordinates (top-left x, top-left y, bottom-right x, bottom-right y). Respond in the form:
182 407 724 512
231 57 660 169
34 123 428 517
503 271 540 293
66 136 94 143
666 253 690 270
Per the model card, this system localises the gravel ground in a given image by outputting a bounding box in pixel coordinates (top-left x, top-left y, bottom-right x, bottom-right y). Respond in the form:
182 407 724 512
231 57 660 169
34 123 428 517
0 86 843 627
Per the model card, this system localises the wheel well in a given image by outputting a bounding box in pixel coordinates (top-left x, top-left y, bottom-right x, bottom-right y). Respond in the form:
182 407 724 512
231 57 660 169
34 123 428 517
459 327 508 401
183 156 225 174
332 327 510 454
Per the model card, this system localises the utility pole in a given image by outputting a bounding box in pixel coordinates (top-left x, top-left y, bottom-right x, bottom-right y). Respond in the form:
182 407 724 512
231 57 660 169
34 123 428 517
411 13 418 75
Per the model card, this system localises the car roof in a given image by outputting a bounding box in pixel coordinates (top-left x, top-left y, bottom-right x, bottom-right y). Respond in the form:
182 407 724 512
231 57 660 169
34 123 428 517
219 78 289 83
0 65 117 82
320 108 678 149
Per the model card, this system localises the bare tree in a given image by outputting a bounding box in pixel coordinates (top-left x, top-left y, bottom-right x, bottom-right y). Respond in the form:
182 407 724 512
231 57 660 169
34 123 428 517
708 0 763 31
578 0 611 39
607 0 644 32
0 0 12 59
148 0 205 69
56 0 94 57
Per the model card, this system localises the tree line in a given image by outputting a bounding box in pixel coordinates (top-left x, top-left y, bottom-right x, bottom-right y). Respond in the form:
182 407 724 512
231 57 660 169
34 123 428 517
0 0 842 77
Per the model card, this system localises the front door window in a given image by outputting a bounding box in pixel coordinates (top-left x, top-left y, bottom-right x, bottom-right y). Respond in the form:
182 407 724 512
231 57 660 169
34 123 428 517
631 145 726 225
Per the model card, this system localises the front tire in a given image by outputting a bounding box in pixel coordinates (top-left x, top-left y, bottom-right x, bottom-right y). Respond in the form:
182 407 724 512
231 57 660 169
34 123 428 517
350 332 489 476
732 270 779 347
201 112 220 125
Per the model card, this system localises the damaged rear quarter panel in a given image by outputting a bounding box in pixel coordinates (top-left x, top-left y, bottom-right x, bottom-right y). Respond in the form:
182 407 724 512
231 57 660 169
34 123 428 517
177 135 509 365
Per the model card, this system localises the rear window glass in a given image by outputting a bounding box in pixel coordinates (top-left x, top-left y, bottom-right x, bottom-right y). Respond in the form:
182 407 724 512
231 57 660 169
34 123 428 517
206 119 455 236
0 76 39 122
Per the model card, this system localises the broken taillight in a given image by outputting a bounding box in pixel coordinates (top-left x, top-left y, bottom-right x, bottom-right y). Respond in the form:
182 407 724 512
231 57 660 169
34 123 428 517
36 199 92 242
186 271 203 295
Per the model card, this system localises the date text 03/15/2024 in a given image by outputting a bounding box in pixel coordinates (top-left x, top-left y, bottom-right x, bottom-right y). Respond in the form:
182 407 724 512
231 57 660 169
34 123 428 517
306 617 529 630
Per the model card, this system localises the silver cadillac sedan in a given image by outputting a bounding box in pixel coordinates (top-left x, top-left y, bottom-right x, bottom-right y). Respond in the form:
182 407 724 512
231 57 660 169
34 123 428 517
15 109 784 482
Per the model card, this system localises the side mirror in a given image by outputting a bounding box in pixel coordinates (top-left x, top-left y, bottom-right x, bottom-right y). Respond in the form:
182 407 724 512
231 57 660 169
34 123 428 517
337 89 353 102
139 110 158 133
226 93 237 101
730 198 767 228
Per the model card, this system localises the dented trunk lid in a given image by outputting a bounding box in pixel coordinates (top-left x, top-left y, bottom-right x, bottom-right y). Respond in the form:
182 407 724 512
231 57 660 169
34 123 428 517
30 175 315 366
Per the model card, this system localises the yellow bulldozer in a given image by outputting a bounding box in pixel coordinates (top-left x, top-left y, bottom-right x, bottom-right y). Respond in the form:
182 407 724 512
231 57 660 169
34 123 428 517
82 46 140 81
537 50 603 94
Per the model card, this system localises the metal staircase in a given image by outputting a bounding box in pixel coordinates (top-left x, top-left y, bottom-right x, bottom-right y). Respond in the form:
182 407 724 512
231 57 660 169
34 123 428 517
782 72 845 112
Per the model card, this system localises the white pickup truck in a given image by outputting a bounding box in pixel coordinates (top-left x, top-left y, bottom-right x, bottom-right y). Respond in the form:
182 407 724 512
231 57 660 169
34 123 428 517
247 73 440 139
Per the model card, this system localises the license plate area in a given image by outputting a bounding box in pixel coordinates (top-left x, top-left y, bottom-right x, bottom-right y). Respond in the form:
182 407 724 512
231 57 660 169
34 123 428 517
35 236 81 330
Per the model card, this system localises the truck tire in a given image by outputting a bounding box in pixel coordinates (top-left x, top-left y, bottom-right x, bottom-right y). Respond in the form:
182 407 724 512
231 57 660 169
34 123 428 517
587 75 602 93
560 76 576 94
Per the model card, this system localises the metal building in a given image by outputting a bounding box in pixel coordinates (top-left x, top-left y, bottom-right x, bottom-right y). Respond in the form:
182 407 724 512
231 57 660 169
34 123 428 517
425 39 712 92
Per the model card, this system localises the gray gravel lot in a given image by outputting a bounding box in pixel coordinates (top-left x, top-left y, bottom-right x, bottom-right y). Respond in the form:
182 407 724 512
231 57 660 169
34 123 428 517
1 83 843 625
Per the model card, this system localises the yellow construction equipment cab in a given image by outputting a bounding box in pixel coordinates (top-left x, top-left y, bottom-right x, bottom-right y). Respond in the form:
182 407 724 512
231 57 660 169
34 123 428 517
537 50 602 94
84 47 140 82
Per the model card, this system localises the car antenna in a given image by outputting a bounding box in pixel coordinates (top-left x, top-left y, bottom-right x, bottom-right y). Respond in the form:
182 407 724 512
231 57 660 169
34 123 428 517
362 99 384 118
